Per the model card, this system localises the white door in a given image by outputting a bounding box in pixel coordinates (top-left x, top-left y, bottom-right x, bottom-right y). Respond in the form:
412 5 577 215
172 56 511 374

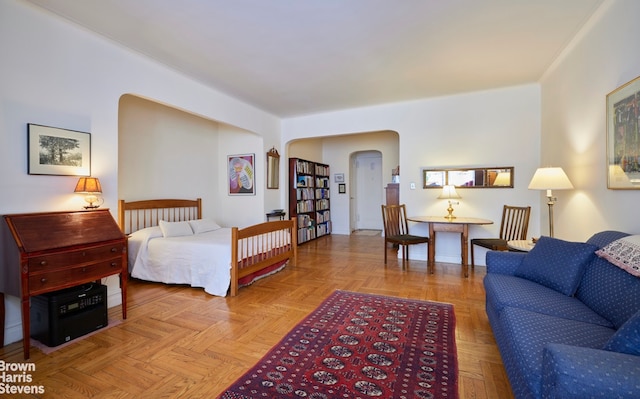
353 151 383 230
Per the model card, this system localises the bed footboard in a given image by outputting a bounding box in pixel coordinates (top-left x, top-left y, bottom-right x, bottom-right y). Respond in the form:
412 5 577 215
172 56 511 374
230 219 297 296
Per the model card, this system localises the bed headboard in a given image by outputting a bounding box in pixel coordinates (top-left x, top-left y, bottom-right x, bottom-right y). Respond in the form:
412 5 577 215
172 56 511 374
118 198 202 235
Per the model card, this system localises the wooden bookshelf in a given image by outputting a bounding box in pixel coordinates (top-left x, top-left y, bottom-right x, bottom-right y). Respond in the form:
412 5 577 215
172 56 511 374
289 158 331 244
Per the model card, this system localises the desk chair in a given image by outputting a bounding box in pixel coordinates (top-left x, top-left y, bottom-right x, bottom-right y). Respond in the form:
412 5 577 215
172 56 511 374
381 204 429 267
470 205 531 268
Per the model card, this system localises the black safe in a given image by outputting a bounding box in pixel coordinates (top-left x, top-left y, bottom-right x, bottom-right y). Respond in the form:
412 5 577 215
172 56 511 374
30 283 108 347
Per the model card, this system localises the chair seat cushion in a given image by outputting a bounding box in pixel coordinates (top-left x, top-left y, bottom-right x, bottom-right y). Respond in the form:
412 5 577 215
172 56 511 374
472 238 508 250
387 234 429 244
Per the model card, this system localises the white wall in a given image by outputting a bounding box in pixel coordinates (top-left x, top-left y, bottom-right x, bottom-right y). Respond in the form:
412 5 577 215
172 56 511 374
539 0 640 241
283 85 541 262
1 1 280 345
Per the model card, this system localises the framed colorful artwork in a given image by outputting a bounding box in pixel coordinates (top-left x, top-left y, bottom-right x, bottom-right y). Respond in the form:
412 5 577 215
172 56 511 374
607 75 640 189
228 153 255 195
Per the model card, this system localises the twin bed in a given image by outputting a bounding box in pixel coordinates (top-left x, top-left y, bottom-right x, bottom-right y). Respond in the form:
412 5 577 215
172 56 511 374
118 198 297 296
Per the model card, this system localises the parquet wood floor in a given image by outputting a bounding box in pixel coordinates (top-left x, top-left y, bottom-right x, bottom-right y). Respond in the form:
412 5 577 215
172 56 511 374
1 234 513 398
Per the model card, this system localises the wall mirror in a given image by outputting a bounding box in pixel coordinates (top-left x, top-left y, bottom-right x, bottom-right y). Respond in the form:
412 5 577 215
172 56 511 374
266 147 280 189
423 166 514 188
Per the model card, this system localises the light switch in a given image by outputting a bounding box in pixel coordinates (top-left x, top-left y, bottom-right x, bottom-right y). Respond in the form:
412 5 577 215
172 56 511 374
410 182 416 190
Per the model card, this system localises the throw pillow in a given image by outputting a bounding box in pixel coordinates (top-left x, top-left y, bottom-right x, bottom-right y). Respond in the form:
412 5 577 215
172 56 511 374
158 220 193 237
603 309 640 356
189 218 222 234
514 236 598 296
595 235 640 277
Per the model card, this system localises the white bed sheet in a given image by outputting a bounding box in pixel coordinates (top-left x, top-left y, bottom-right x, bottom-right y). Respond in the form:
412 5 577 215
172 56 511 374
128 227 232 296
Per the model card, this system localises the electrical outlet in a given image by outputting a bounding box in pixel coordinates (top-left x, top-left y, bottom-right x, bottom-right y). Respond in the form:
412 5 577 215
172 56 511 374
410 182 416 190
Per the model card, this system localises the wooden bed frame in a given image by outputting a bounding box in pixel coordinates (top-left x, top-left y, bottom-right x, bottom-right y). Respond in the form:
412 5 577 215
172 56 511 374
118 198 297 296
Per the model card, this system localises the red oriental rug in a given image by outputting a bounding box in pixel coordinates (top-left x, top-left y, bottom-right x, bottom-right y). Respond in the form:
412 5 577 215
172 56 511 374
218 290 458 399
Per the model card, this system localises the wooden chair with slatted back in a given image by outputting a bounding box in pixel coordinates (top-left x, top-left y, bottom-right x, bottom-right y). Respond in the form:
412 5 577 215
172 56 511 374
381 204 429 268
470 205 531 268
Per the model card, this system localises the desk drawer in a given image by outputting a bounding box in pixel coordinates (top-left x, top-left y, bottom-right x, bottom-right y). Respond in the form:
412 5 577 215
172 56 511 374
28 243 125 272
29 259 123 294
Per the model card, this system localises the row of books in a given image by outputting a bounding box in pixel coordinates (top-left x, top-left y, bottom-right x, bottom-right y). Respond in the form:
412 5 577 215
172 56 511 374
316 210 330 223
315 164 330 176
295 160 315 175
316 188 330 199
316 199 330 211
316 177 330 187
296 187 315 200
298 226 317 243
317 221 331 237
296 175 314 187
296 200 315 213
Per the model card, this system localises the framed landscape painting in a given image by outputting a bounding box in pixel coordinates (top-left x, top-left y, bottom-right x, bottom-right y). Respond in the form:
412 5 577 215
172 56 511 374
607 76 640 189
28 124 91 176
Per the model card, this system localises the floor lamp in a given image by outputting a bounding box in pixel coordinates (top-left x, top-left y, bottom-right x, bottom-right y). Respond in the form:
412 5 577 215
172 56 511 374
528 167 573 237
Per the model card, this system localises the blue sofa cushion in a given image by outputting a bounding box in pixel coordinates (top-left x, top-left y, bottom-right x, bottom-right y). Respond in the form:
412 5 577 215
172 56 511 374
603 309 640 356
514 236 598 296
576 256 640 329
542 344 640 399
484 274 613 327
499 307 614 398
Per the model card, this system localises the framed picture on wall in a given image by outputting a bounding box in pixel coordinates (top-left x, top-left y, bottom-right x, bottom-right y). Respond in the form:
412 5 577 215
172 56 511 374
607 75 640 189
28 124 91 176
228 153 255 195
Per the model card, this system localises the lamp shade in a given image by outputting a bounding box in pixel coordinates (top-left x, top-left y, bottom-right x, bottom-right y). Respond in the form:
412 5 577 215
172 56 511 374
438 185 461 199
493 172 511 186
74 177 102 193
528 167 573 190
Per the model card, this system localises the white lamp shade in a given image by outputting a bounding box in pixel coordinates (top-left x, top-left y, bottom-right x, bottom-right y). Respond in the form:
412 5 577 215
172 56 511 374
493 172 511 186
438 184 461 199
528 167 573 190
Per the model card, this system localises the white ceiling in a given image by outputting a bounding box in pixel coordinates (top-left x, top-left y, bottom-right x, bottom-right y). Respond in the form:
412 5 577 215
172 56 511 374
25 0 604 117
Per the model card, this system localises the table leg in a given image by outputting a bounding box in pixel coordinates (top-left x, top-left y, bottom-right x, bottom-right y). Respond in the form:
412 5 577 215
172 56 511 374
428 223 435 274
461 225 469 277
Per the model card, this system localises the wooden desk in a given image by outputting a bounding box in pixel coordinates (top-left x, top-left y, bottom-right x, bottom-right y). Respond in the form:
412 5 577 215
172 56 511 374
407 216 493 277
1 209 127 359
266 211 286 221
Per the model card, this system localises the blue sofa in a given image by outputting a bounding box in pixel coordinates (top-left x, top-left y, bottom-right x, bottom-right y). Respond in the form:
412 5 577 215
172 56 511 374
484 231 640 399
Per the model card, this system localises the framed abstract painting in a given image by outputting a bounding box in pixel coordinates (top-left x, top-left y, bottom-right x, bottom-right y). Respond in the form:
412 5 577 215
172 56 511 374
228 153 255 195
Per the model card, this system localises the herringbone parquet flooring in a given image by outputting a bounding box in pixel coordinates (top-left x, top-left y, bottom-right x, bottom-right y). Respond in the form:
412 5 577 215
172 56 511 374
1 234 513 398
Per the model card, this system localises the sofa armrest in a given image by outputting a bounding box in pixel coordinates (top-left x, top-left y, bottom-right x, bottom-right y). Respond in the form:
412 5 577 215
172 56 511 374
485 251 526 275
542 343 640 399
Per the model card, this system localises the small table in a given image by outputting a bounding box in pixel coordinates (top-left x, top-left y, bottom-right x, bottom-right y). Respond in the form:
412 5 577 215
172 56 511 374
407 216 493 277
266 210 286 221
507 240 535 252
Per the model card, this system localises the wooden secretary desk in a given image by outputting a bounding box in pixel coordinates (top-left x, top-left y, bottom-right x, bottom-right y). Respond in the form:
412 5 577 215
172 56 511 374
0 209 127 359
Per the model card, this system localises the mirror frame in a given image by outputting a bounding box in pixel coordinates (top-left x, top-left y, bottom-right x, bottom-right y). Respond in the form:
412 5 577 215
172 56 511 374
422 166 514 188
266 147 280 189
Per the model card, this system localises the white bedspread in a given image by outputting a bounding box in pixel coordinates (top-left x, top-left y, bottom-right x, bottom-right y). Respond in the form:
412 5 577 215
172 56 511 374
128 226 232 296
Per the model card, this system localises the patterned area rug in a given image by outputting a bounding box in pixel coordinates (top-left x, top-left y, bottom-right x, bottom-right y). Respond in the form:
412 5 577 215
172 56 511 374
218 290 458 399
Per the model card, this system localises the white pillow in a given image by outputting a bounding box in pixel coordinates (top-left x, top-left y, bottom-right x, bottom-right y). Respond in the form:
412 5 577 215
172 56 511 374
596 235 640 277
189 218 222 234
159 220 194 237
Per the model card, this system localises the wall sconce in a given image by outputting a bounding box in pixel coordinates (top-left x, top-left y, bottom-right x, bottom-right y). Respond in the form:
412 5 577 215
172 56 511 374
438 185 461 219
528 167 573 237
74 177 103 209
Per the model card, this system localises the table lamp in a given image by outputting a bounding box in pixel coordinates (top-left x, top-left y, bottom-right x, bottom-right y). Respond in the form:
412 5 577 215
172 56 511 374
528 167 573 237
438 185 461 219
74 177 103 209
